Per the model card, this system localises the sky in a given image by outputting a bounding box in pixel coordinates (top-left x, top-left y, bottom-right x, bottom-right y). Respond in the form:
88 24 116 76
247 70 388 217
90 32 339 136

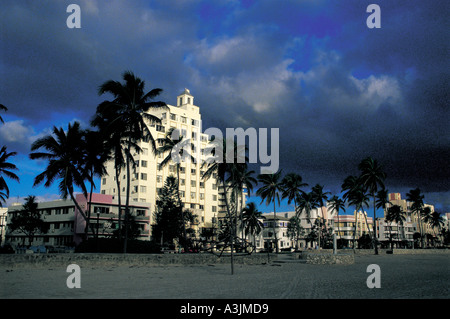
0 0 449 215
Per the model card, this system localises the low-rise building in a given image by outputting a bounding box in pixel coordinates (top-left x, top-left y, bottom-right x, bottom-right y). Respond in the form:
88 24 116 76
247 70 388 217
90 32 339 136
5 193 152 250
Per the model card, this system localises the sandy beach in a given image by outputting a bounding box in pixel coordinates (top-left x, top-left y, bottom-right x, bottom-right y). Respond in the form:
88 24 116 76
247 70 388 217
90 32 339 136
0 253 448 299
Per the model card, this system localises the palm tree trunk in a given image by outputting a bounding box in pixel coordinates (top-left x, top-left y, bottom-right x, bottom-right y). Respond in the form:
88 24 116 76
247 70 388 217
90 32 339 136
372 194 378 254
362 210 374 249
177 165 188 252
222 179 234 275
337 213 341 248
318 207 322 249
123 139 132 253
85 172 96 241
273 201 278 253
115 168 122 245
353 210 358 253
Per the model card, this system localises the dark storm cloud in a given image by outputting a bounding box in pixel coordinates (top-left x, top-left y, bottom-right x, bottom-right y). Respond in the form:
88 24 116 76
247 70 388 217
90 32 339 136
0 1 448 210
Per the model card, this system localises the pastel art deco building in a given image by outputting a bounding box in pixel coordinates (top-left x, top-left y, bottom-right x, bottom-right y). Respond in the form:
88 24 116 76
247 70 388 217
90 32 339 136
100 89 245 239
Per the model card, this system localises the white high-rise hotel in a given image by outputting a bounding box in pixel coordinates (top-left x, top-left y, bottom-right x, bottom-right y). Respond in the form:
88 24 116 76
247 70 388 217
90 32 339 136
100 89 243 236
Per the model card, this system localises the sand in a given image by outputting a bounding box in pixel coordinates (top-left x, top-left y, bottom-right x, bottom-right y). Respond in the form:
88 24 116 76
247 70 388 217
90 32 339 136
0 254 448 299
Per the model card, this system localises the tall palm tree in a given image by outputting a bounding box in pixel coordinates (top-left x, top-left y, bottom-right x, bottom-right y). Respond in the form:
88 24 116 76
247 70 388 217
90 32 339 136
227 164 256 241
287 215 304 251
256 170 283 253
281 172 308 220
30 122 90 222
296 191 319 248
241 202 264 251
420 206 433 247
385 204 406 250
91 107 128 239
358 157 386 254
328 195 346 246
347 185 370 252
311 184 330 248
376 189 391 217
406 188 424 248
202 138 244 274
82 129 110 238
97 71 167 253
0 104 7 123
0 146 19 206
156 127 195 250
428 211 444 246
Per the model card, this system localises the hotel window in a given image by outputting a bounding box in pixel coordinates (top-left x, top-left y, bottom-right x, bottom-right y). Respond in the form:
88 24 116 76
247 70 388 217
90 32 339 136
191 192 196 199
161 112 167 120
157 175 162 183
180 190 185 198
212 206 217 212
180 167 186 174
140 173 147 180
179 97 183 105
102 178 107 185
191 168 196 174
200 193 204 200
191 180 196 187
212 183 217 190
141 160 147 168
181 116 187 123
156 125 165 132
199 181 205 188
191 119 198 126
170 113 177 121
212 195 217 201
180 179 185 186
140 186 147 193
187 97 191 104
199 205 204 210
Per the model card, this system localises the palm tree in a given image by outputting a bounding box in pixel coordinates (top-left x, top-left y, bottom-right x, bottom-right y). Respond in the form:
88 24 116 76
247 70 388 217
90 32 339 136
241 202 264 252
347 185 370 252
358 157 386 254
328 195 346 246
227 164 256 241
385 205 406 250
202 138 244 274
256 170 283 253
287 215 304 251
281 172 308 220
30 122 90 222
296 191 319 248
428 211 444 246
0 146 19 206
406 188 424 248
82 129 110 238
156 127 194 250
91 107 128 239
97 71 167 253
0 104 7 123
376 189 391 217
420 206 433 247
311 184 330 248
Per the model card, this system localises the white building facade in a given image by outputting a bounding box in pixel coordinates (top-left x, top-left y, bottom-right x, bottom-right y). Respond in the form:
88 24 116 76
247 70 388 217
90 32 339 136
100 89 243 239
